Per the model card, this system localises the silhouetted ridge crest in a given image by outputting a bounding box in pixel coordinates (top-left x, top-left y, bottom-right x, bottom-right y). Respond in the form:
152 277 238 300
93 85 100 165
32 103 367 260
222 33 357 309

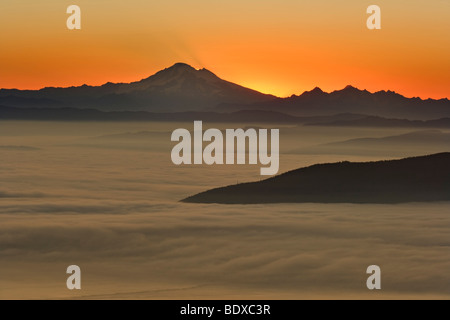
182 153 450 204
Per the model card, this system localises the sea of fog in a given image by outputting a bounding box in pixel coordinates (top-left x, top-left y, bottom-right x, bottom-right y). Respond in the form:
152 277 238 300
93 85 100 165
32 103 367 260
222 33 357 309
0 121 449 299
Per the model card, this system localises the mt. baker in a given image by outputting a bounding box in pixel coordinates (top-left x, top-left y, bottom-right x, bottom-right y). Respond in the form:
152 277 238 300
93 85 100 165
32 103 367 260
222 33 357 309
0 63 274 112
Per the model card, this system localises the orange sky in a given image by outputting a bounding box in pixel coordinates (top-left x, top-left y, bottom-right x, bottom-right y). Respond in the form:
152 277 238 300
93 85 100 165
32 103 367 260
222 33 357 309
0 0 449 99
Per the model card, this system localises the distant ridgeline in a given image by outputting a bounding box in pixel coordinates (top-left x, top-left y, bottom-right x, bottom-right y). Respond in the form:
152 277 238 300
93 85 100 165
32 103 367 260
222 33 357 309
182 153 450 204
0 63 449 121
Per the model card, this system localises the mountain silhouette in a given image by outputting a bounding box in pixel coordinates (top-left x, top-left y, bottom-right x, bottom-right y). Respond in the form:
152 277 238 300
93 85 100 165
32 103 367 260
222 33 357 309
2 104 450 127
182 153 450 204
0 63 274 112
1 63 448 119
217 86 450 120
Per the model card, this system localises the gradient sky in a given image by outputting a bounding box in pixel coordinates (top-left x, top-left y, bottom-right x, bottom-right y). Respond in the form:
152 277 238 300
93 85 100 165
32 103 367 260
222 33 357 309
0 0 449 98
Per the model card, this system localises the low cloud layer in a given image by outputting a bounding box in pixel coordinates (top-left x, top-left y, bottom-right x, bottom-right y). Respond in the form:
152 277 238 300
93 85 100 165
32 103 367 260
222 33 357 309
1 202 449 299
0 122 448 299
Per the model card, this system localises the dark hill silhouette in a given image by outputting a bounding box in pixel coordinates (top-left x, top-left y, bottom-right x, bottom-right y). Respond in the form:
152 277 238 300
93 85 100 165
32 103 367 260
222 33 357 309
0 63 274 112
217 86 450 120
182 153 450 204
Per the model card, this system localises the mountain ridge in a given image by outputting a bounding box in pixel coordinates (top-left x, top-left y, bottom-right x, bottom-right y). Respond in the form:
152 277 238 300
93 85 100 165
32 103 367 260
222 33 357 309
2 105 450 128
182 153 450 204
0 63 449 119
218 85 450 120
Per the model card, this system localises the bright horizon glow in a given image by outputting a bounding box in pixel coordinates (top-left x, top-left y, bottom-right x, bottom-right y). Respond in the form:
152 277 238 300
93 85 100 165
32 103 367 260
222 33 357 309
0 0 449 99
